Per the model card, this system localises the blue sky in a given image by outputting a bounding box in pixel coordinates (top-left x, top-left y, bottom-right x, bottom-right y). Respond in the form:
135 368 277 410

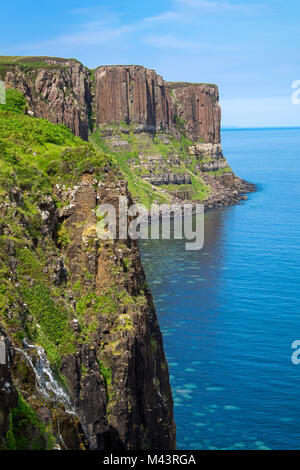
2 0 300 127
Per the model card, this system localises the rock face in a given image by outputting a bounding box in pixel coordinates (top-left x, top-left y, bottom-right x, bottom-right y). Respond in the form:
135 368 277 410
94 65 173 132
0 167 176 450
188 143 228 171
4 58 91 140
2 57 228 202
0 329 18 448
170 83 221 143
0 55 255 451
58 173 175 449
2 58 221 144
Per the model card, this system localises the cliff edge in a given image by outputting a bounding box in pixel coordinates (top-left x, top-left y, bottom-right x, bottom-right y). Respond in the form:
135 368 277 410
0 92 175 449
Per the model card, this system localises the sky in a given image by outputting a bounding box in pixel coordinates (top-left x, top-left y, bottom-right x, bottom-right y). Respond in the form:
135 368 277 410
2 0 300 127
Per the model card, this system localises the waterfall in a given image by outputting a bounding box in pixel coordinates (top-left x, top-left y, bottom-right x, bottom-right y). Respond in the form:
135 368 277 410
16 339 75 415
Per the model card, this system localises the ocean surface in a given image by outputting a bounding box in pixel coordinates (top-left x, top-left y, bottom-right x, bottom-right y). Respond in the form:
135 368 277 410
139 128 300 450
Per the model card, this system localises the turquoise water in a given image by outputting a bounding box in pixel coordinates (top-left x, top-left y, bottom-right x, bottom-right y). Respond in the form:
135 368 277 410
139 128 300 450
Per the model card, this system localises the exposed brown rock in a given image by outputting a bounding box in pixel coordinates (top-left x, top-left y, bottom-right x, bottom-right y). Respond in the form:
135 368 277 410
58 173 176 450
5 59 91 140
94 65 173 132
170 83 221 143
2 57 222 146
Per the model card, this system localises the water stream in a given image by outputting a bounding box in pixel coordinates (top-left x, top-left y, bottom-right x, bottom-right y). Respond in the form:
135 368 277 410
16 339 75 414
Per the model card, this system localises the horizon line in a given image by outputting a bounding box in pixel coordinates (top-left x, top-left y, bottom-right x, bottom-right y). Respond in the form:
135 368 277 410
221 126 300 130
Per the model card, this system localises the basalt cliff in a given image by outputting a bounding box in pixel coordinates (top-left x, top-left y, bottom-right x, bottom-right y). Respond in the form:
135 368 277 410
2 57 254 209
0 56 254 451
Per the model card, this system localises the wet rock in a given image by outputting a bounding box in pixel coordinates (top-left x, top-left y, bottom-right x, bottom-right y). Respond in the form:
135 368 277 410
0 329 18 448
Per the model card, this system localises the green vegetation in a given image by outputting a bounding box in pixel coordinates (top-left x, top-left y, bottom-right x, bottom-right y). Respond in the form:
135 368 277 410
174 115 186 133
0 91 111 193
4 393 54 450
77 292 117 318
90 130 171 208
208 167 233 177
57 224 70 247
98 361 112 389
189 171 211 201
91 125 211 204
97 360 113 403
1 89 26 114
0 56 68 66
122 256 131 272
150 336 158 354
0 90 112 370
167 81 217 89
0 57 73 81
21 284 76 365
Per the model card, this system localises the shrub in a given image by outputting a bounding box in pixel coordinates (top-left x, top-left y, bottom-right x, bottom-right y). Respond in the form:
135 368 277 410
0 89 26 114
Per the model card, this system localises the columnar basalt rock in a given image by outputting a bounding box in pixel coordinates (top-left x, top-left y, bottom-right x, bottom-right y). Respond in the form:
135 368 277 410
94 65 173 132
170 83 221 143
0 55 256 451
4 58 91 140
2 57 222 146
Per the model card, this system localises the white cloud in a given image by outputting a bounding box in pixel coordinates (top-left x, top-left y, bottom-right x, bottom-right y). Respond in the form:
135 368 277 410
12 2 255 57
17 9 185 53
173 0 255 14
144 34 240 52
144 34 200 50
20 25 133 50
144 11 184 23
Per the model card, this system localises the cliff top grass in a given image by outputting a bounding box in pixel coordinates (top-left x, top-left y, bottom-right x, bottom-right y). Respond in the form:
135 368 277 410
0 89 111 192
0 90 112 366
167 81 217 89
0 56 79 67
0 57 82 80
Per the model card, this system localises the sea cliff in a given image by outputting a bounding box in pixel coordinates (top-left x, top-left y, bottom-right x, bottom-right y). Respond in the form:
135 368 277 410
2 57 255 210
0 56 254 450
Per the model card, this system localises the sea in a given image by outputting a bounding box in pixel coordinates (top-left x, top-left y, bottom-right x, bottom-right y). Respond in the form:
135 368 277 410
140 128 300 450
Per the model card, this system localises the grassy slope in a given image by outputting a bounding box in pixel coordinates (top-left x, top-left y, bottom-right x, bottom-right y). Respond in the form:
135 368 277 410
0 90 115 449
0 91 153 449
91 126 211 207
0 85 222 449
90 130 172 208
0 90 112 360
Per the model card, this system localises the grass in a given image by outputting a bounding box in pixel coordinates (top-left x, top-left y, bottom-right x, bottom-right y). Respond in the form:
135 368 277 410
0 90 111 192
167 81 217 89
4 393 54 450
0 57 76 81
0 89 112 369
90 130 171 209
91 126 211 206
0 56 70 65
